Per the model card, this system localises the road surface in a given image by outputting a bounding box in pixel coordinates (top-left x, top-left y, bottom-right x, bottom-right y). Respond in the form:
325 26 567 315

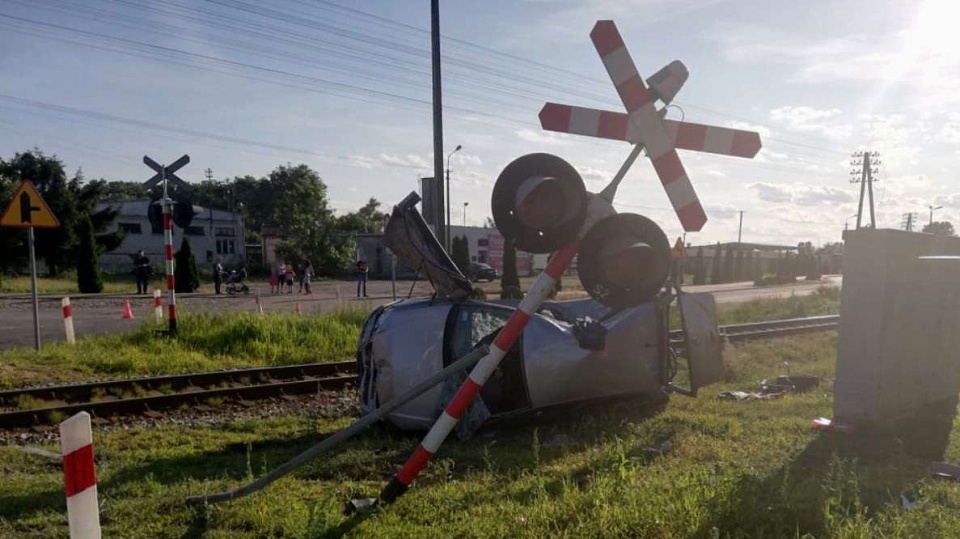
0 276 840 351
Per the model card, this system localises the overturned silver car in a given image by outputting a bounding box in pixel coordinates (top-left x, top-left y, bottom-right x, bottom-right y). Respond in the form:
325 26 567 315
356 193 724 432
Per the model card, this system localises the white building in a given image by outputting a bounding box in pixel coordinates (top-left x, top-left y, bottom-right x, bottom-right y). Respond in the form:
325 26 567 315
96 200 245 272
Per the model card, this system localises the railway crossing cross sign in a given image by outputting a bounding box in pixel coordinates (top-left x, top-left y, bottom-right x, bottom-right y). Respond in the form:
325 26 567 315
538 20 762 232
143 153 190 336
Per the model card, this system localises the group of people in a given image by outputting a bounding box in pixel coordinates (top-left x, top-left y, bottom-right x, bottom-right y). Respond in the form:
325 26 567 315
132 250 371 298
271 260 313 294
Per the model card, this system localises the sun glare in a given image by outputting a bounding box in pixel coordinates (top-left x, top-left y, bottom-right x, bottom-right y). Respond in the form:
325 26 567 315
904 0 960 58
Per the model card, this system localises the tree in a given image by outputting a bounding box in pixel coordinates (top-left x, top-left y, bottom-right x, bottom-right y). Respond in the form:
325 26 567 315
174 236 201 293
0 151 121 275
753 251 763 283
338 198 387 235
76 215 103 293
267 164 352 276
500 237 522 299
710 243 723 284
922 221 955 236
450 235 470 274
692 247 706 285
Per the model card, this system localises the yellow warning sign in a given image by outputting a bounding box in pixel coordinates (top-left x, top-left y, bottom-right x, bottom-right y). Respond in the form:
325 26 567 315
0 180 60 228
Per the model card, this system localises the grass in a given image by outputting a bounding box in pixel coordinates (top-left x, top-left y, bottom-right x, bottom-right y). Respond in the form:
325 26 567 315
3 332 960 538
0 308 369 388
0 271 200 295
0 291 841 389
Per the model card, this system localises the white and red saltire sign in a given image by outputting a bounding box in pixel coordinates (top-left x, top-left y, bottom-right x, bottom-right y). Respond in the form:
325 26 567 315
539 20 762 232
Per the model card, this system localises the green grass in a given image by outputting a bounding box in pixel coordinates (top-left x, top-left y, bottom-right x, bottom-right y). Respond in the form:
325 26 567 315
715 286 841 325
0 292 841 389
0 272 213 295
0 309 369 388
3 333 960 538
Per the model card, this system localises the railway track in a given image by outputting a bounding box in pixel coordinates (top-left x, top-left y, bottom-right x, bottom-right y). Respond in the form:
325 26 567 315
0 362 356 429
0 314 839 429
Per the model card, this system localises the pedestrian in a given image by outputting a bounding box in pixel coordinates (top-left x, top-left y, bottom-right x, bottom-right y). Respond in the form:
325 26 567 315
132 250 151 295
213 259 224 295
296 262 305 294
269 266 279 294
355 259 369 298
285 265 295 294
301 260 312 295
274 261 286 294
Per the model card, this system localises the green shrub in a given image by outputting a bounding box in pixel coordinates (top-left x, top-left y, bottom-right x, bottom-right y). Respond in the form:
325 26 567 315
174 236 200 293
76 215 103 293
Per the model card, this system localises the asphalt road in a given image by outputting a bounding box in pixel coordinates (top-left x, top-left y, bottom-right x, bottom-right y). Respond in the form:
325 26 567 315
0 276 841 351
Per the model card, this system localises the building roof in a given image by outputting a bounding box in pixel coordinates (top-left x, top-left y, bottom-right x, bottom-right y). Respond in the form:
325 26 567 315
97 200 241 221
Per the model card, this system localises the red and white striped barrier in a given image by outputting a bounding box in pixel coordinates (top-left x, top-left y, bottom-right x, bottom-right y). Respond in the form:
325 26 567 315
61 297 76 345
60 412 101 539
380 242 580 502
153 289 162 322
163 208 178 334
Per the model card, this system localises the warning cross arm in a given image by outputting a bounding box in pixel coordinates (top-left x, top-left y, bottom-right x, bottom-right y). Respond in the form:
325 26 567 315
539 104 761 158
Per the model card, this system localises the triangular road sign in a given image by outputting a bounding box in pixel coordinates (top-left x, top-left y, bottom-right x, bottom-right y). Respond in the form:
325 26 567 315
0 180 60 228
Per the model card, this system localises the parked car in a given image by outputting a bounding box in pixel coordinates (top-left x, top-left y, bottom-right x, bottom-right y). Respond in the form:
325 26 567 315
468 262 498 282
355 193 723 432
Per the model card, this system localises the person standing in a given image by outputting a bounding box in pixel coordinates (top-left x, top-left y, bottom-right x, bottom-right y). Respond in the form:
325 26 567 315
302 260 312 295
132 250 151 295
355 259 369 298
274 261 286 294
284 264 295 294
213 259 224 295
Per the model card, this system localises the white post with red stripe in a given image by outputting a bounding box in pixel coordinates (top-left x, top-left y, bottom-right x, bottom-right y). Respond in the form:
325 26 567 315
162 171 178 335
61 297 76 345
153 289 163 322
60 412 101 539
379 241 580 502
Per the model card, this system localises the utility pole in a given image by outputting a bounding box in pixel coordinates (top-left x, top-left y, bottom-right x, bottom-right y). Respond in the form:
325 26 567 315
929 204 943 226
737 211 744 246
204 168 213 182
850 151 880 229
430 0 446 251
901 212 918 232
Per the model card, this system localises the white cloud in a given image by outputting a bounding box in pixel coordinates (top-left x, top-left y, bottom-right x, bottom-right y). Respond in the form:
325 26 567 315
749 182 854 206
514 128 571 145
939 113 960 145
769 106 851 141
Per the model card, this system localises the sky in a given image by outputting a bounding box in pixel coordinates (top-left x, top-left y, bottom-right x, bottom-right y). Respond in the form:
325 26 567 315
1 0 958 246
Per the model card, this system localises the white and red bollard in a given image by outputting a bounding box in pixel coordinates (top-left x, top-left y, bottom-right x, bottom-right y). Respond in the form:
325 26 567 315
163 207 178 334
61 297 76 345
60 412 101 539
153 289 163 322
255 290 263 314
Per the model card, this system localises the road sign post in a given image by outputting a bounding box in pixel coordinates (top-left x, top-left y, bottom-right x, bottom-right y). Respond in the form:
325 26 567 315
143 154 189 336
1 180 60 350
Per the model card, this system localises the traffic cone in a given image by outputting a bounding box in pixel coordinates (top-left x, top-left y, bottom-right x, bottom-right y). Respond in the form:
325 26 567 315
122 300 135 320
294 302 302 315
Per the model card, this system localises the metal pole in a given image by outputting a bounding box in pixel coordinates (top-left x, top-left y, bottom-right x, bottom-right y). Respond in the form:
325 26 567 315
737 211 744 246
431 0 446 254
855 159 867 230
446 165 451 252
865 154 876 228
162 166 178 335
391 252 397 301
28 226 40 351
